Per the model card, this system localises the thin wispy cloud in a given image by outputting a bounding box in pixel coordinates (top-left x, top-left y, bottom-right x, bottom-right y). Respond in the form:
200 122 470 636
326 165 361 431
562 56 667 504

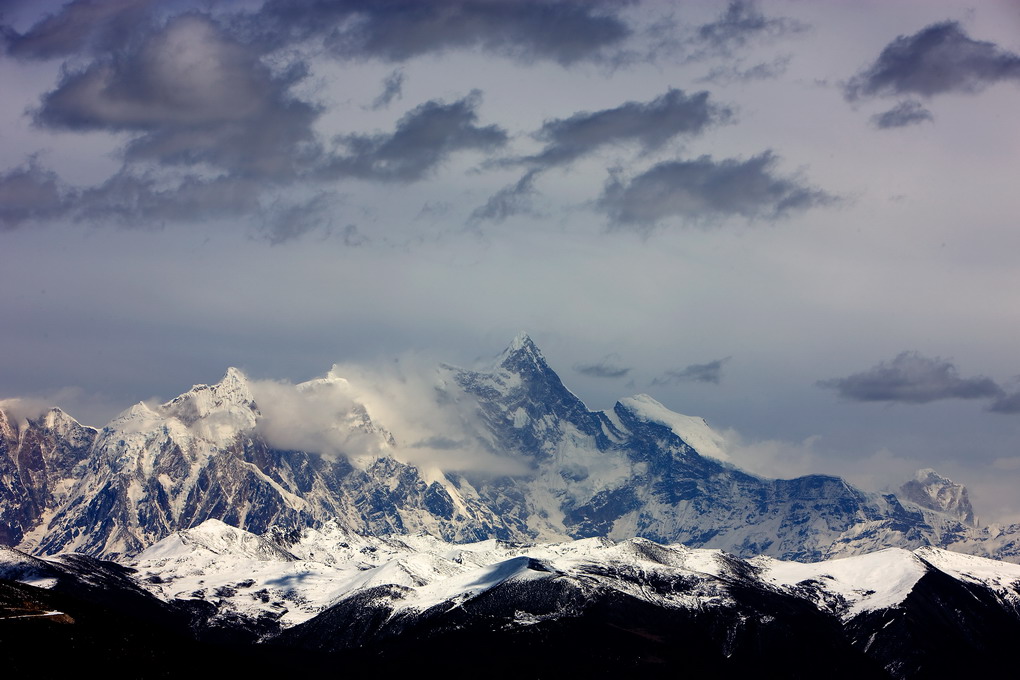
75 172 263 228
694 0 808 57
653 358 730 386
574 355 631 379
0 160 74 230
697 55 791 85
468 170 540 226
247 0 631 65
871 100 934 129
261 192 342 245
369 69 405 110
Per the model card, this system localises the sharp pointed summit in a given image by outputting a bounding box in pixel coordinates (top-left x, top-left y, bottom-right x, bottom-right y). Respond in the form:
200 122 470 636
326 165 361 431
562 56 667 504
160 366 257 427
507 330 536 352
900 468 976 526
497 331 551 375
3 336 1020 566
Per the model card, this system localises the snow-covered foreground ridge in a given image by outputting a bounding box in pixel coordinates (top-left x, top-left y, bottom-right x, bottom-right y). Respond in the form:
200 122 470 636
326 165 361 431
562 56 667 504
6 518 1020 633
6 519 1020 677
121 519 1020 629
2 333 1020 562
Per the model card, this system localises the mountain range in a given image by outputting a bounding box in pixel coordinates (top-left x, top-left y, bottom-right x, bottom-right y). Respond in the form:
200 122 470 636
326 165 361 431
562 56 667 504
4 334 1020 676
2 333 1017 562
4 518 1020 678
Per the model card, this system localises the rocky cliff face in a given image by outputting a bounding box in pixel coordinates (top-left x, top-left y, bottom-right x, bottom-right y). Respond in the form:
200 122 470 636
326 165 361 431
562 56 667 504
444 335 978 560
899 468 976 526
21 370 511 558
0 335 1015 562
0 408 97 547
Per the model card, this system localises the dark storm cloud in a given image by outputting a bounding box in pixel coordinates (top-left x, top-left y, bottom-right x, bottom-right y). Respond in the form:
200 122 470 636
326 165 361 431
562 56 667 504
13 8 512 238
3 0 153 60
845 21 1020 101
818 351 1003 404
468 170 539 225
694 0 807 56
652 358 729 385
478 89 731 225
9 10 335 240
248 0 630 65
33 13 320 181
522 89 731 169
0 161 75 229
871 100 934 129
598 152 834 229
574 355 631 379
322 92 508 182
370 69 405 110
989 391 1020 415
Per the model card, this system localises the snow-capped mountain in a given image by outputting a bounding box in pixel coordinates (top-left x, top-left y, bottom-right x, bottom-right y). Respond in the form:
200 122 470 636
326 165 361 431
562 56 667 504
1 334 1017 562
6 519 1020 678
898 468 976 526
0 407 97 547
260 532 1020 677
125 517 1020 633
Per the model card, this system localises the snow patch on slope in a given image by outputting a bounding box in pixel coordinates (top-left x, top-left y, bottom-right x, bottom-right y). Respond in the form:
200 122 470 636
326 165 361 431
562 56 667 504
617 394 729 461
758 548 928 617
915 545 1020 592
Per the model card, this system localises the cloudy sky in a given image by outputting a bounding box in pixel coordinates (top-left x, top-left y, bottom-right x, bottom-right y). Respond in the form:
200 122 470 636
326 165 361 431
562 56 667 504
3 0 1020 521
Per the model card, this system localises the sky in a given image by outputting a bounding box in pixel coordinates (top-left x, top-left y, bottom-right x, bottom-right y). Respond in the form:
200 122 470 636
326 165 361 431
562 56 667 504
2 0 1020 522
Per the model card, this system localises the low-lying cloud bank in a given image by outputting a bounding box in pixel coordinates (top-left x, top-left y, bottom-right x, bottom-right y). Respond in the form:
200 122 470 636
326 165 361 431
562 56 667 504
250 358 528 475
